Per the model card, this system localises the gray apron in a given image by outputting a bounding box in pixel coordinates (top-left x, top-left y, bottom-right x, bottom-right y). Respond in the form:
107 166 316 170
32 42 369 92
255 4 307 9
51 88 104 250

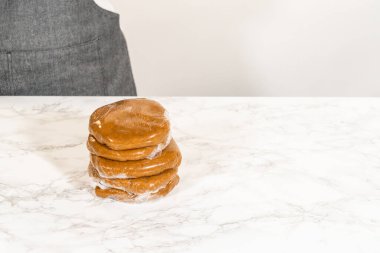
0 0 137 96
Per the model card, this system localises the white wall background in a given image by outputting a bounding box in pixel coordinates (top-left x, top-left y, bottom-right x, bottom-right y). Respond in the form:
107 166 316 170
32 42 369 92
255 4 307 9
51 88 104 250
100 0 380 96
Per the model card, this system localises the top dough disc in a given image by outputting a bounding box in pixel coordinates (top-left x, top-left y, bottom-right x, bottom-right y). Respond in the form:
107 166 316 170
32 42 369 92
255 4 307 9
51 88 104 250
89 99 171 150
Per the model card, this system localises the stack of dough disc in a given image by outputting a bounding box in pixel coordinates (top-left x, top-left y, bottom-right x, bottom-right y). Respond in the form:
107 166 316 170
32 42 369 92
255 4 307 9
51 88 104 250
87 99 181 202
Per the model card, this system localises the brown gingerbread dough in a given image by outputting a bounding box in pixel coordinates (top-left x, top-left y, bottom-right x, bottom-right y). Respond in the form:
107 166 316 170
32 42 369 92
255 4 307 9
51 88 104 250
87 135 169 161
94 175 180 202
89 99 170 150
91 139 182 179
88 163 178 194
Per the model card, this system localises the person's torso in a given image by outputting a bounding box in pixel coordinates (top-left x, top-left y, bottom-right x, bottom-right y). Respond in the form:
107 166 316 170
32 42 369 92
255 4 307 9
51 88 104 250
0 0 136 96
0 0 104 51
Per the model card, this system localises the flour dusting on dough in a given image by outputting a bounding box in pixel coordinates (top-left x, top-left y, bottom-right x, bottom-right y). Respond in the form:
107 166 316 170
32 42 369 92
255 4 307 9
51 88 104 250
146 132 172 160
94 120 102 128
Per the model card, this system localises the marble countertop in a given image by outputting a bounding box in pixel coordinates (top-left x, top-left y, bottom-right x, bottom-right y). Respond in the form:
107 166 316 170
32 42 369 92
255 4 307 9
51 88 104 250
1 97 380 253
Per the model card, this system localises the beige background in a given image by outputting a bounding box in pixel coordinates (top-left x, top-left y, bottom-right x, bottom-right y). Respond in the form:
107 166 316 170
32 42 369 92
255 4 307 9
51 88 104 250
97 0 380 96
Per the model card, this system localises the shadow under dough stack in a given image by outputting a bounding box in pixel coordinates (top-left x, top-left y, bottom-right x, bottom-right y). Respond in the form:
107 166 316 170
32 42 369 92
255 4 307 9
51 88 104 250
87 99 182 202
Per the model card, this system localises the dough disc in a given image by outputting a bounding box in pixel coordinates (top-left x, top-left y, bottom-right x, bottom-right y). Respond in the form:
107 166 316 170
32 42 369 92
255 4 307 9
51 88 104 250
87 135 170 161
91 139 182 179
88 163 178 194
89 99 170 150
94 175 180 202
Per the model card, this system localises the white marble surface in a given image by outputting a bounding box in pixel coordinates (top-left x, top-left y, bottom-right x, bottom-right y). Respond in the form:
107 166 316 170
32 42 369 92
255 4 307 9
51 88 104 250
1 97 380 253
